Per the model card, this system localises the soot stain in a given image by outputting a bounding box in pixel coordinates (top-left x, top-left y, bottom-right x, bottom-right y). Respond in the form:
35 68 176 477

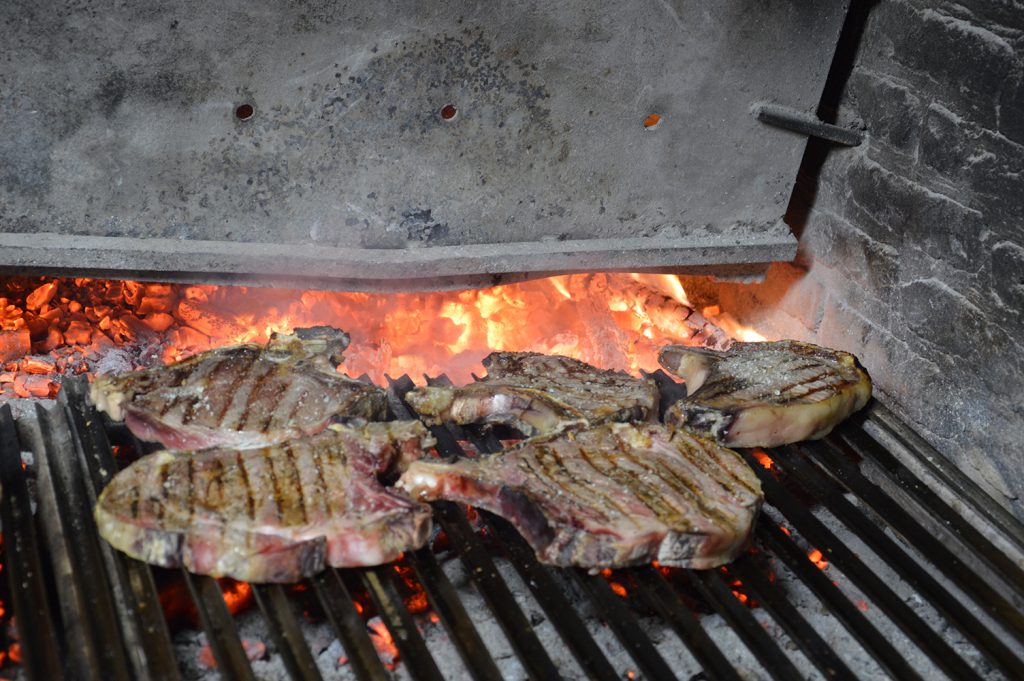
401 208 450 243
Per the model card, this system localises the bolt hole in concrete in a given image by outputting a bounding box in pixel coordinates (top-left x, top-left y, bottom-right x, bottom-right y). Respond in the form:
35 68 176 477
440 104 458 121
235 103 255 120
643 113 662 130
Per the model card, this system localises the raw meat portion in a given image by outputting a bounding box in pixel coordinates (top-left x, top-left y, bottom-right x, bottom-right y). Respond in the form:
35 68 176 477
659 340 872 448
407 352 658 437
90 327 386 450
95 421 435 582
398 423 762 569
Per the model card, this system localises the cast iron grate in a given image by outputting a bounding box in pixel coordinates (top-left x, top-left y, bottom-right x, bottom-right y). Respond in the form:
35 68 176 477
1 374 1022 680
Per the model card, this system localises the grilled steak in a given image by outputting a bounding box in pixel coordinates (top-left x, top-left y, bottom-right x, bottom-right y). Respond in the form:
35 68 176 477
659 340 872 447
398 423 762 569
407 352 659 437
90 326 386 450
95 421 435 582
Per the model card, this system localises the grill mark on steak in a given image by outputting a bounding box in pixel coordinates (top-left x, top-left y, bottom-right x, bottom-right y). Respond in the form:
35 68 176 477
285 445 308 526
266 449 284 522
236 451 255 521
573 446 654 523
269 383 309 433
215 360 266 431
312 449 330 517
186 457 195 526
615 445 709 526
237 365 277 432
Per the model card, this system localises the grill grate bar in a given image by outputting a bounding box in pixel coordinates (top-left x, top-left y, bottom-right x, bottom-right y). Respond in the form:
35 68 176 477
489 518 622 681
59 379 183 681
311 569 390 681
629 567 744 681
33 403 133 681
0 406 64 681
776 440 1024 677
183 573 257 681
570 568 680 680
433 501 563 680
405 548 505 681
835 423 1024 602
743 448 984 681
755 520 922 680
728 554 858 681
867 402 1024 552
361 565 446 681
252 584 324 680
393 375 576 680
688 568 805 681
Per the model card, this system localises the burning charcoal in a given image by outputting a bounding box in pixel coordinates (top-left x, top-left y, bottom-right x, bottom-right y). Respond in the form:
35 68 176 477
25 314 49 341
25 281 58 311
0 372 14 383
0 329 30 362
12 376 29 398
63 320 93 345
24 376 56 398
21 356 56 374
142 312 175 333
123 281 144 307
34 326 64 353
86 304 112 322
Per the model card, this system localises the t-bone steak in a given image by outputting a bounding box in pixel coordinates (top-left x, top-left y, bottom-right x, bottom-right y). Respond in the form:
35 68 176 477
406 352 659 437
398 423 762 569
95 420 435 582
659 340 872 448
90 326 386 450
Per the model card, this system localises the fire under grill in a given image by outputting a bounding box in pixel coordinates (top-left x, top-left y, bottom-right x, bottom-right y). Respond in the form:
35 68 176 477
2 376 1023 681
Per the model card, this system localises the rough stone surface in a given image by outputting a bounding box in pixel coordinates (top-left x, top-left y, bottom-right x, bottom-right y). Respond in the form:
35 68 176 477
687 0 1024 517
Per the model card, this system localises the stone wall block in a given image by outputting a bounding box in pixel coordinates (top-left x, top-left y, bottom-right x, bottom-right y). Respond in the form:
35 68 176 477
847 71 920 153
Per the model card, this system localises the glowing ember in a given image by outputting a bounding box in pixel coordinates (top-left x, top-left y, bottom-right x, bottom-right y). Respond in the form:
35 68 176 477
367 616 400 669
609 582 628 598
393 562 431 614
808 549 830 570
220 580 253 615
0 272 765 395
198 639 266 669
751 449 775 470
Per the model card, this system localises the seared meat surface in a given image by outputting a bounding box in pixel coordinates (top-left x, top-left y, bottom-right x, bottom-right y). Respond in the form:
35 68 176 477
407 352 658 437
95 421 435 582
90 326 386 450
659 340 872 447
398 423 762 569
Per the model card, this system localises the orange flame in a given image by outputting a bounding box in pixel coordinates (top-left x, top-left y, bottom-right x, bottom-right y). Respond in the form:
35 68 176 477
1 273 762 393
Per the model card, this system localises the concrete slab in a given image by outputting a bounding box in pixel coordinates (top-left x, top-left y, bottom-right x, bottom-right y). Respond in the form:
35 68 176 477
0 0 847 288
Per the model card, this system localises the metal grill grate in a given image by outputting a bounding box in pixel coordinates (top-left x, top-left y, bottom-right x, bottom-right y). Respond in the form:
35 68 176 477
1 374 1022 680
